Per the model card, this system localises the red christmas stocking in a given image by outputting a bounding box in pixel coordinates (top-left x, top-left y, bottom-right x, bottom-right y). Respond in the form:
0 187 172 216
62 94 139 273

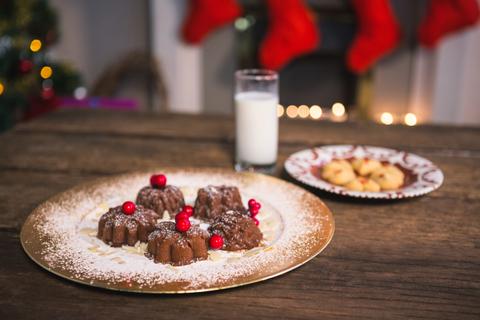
182 0 241 44
418 0 480 48
259 0 319 70
346 0 401 74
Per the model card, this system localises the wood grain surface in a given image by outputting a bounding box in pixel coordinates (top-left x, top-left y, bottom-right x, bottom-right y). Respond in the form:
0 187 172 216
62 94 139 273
0 109 479 319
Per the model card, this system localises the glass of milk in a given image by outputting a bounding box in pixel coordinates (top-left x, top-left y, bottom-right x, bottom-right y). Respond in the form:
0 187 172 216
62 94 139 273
234 69 279 174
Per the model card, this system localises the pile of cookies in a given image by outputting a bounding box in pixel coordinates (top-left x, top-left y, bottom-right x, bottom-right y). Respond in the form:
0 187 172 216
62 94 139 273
321 158 405 192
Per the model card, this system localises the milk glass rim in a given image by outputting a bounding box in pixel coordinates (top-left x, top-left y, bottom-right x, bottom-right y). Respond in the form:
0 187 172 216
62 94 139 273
235 69 278 81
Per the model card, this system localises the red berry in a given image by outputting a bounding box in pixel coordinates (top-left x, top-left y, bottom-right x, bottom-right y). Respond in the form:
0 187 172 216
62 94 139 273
254 202 261 210
150 174 167 188
252 217 260 226
122 201 136 215
248 199 257 208
176 218 191 232
209 234 224 250
250 207 259 217
183 205 194 217
175 211 190 221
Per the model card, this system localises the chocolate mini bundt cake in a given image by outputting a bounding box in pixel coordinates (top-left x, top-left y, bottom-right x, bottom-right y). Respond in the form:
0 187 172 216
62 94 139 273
136 174 185 217
146 221 209 266
97 202 159 247
208 210 263 251
194 185 247 221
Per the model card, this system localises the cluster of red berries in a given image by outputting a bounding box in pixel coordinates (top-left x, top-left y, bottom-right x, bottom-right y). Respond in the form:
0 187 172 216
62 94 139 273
175 205 194 232
175 204 224 250
248 198 261 226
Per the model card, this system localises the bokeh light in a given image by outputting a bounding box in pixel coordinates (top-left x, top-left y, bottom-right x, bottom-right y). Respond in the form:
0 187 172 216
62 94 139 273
277 104 285 117
332 102 345 117
30 39 42 52
40 66 53 79
310 105 322 119
74 86 88 100
286 105 298 118
298 105 309 118
404 113 417 126
0 82 4 96
380 112 394 125
234 17 249 31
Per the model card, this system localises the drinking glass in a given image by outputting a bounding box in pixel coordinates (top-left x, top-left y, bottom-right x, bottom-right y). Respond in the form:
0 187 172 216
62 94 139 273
234 69 279 174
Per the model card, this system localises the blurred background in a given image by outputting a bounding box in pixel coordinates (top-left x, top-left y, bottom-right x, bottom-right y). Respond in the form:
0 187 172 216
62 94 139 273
1 0 479 131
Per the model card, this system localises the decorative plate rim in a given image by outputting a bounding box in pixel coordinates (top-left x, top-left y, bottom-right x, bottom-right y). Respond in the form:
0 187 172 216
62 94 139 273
20 168 335 294
284 145 444 199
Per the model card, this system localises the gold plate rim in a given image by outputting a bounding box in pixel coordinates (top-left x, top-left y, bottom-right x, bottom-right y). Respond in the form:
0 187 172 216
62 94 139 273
20 168 335 294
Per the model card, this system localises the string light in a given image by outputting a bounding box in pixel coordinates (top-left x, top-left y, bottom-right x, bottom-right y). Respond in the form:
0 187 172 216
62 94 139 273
310 105 322 119
0 82 4 95
40 66 53 79
277 104 285 117
332 102 345 117
404 113 417 126
275 103 349 121
286 105 298 118
30 39 42 52
380 112 394 125
298 105 309 118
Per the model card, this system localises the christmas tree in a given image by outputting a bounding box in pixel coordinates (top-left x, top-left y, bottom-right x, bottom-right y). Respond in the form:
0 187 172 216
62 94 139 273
0 0 82 131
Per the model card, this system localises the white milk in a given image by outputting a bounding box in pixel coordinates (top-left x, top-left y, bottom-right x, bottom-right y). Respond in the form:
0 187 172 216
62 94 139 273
235 91 278 165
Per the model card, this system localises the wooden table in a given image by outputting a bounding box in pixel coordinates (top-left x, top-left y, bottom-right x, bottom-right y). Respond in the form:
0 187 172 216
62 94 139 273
1 109 479 319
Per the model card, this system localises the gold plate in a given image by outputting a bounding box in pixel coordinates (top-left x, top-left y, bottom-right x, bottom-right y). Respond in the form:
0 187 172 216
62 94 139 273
20 168 334 294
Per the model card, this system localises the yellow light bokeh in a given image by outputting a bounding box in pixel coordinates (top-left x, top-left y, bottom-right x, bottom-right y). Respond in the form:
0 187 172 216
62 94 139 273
404 113 417 126
277 104 284 117
380 112 394 125
40 66 53 79
310 105 322 119
332 102 345 117
298 105 310 118
0 82 4 96
286 105 298 118
30 39 42 52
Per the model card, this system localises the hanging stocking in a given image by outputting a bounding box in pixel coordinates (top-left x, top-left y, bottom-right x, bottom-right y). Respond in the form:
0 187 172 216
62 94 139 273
346 0 401 74
259 0 319 70
182 0 241 44
418 0 480 48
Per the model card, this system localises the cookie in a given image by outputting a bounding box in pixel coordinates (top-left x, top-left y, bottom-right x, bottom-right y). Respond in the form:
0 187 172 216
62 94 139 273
322 160 356 185
345 177 381 192
321 160 352 179
351 158 382 176
371 164 404 190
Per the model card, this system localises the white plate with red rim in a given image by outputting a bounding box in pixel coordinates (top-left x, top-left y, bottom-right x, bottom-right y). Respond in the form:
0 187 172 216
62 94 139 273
284 145 444 199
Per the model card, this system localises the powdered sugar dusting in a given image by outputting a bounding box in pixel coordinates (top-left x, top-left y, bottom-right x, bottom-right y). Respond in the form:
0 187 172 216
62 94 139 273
24 170 333 292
